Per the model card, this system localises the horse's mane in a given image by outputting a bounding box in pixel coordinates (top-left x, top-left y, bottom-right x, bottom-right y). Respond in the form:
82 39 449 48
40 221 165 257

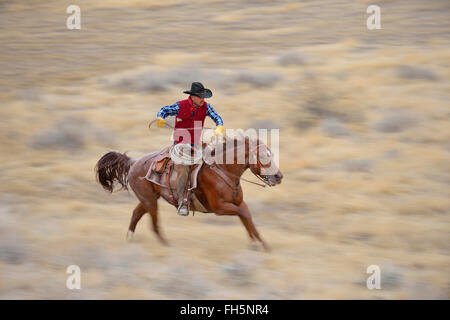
202 134 264 163
209 133 262 148
202 134 259 151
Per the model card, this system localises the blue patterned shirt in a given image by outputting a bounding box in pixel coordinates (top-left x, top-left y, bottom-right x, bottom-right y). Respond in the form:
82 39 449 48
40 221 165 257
157 101 223 126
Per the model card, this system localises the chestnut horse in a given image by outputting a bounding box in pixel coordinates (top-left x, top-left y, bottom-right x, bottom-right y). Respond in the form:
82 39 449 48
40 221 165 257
95 136 283 251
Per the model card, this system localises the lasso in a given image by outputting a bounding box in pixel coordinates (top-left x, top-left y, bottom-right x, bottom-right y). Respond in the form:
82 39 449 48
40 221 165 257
169 143 203 165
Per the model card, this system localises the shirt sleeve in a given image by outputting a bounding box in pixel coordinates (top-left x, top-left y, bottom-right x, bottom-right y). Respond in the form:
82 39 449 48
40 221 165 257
206 103 223 126
157 101 180 119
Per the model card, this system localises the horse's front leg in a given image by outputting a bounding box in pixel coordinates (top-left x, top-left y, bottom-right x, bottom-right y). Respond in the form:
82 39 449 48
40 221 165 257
213 201 269 252
238 201 270 252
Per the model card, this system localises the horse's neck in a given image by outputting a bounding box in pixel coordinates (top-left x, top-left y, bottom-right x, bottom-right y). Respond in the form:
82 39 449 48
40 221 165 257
219 163 247 178
210 140 249 179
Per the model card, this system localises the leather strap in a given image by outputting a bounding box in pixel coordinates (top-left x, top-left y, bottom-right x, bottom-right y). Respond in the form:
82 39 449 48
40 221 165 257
166 163 177 206
209 164 240 190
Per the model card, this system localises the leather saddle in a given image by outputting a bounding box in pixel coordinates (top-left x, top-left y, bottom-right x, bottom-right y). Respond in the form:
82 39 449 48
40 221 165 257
144 149 208 214
154 157 170 174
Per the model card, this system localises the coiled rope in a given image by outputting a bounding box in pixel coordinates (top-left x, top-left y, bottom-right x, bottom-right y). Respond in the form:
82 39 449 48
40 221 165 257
169 143 203 165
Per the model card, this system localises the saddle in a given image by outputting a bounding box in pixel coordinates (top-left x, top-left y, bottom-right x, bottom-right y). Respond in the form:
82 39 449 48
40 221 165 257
154 157 170 174
144 148 208 214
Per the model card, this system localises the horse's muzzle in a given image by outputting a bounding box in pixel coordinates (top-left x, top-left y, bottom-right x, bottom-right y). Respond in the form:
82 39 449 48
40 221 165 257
265 172 283 186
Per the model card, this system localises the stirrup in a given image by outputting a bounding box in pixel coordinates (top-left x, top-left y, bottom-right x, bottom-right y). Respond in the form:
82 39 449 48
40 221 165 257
177 201 189 216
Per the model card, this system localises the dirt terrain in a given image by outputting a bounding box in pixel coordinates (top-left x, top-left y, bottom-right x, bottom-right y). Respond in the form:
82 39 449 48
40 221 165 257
0 0 449 299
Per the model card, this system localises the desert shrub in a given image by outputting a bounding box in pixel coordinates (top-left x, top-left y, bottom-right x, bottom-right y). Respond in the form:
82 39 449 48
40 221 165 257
102 67 211 93
0 208 29 264
102 66 282 93
249 119 280 130
320 118 349 136
30 117 113 151
342 159 373 172
72 247 113 270
234 71 282 88
127 72 171 92
381 264 403 290
0 239 28 264
396 66 438 81
294 73 363 129
277 51 307 66
154 267 211 299
219 251 264 286
220 261 253 286
373 110 421 133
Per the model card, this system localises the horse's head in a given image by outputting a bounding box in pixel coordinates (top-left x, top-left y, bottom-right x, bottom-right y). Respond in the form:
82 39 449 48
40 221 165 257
247 138 283 187
205 134 283 186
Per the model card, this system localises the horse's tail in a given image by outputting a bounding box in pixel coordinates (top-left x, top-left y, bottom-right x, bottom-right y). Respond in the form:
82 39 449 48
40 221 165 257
95 151 135 193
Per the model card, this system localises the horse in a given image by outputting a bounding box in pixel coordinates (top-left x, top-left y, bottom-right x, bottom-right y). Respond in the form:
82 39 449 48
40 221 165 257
95 135 283 251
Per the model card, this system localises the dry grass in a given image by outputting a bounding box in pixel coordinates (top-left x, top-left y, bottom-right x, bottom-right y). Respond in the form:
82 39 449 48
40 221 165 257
0 0 449 300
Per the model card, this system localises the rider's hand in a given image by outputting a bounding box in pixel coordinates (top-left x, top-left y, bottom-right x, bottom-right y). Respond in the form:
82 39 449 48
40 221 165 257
156 117 166 128
214 125 224 136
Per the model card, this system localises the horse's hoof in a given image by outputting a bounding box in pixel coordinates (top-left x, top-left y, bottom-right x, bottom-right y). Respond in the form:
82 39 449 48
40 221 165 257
249 241 271 252
126 230 134 242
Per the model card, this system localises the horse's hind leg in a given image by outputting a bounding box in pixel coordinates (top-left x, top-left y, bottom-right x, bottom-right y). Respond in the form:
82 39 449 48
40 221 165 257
148 204 168 246
127 202 147 241
132 179 168 245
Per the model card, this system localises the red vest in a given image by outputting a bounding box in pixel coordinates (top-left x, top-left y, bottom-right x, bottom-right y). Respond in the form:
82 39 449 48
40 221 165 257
173 97 207 145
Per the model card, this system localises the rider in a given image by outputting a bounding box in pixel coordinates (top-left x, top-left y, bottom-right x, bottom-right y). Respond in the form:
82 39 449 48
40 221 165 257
156 82 224 216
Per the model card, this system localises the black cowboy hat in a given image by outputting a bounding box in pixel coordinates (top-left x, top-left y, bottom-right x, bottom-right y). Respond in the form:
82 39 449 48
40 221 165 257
183 82 212 99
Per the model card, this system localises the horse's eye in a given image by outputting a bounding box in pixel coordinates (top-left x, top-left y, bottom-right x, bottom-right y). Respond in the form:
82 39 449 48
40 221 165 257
260 149 270 160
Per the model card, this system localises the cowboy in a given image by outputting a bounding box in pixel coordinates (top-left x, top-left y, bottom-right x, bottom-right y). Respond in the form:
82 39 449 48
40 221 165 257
156 82 224 216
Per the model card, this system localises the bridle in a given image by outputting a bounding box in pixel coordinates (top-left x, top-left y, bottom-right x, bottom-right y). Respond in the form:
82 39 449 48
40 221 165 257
212 143 274 188
248 144 275 187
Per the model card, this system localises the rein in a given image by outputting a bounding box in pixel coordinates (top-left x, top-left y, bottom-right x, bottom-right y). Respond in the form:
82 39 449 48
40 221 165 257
213 164 267 188
209 163 266 203
209 143 269 188
242 175 268 188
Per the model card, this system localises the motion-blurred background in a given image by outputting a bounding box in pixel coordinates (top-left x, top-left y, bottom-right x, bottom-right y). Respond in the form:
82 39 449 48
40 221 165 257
0 0 449 299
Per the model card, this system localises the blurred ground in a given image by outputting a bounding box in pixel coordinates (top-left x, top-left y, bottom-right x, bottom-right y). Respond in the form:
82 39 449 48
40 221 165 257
0 0 449 299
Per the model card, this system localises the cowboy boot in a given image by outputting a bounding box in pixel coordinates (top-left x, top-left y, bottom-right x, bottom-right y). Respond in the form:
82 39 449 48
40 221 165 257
177 190 189 216
176 185 189 216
